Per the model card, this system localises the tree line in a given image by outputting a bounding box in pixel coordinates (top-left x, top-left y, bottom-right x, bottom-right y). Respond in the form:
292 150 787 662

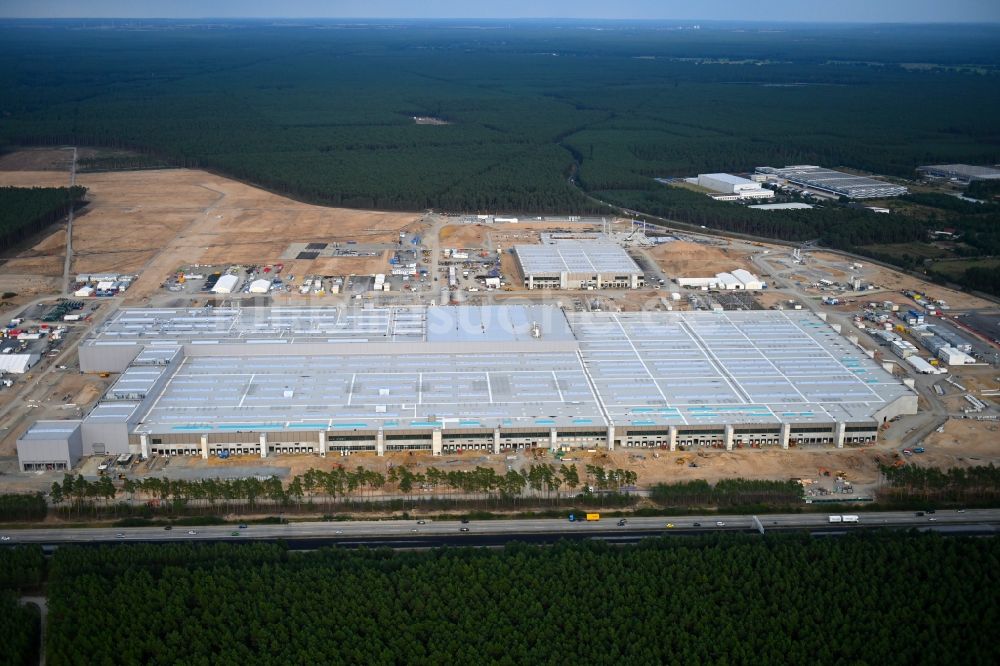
0 493 47 522
649 478 803 508
878 464 1000 506
0 186 87 252
35 533 1000 664
45 463 634 516
0 547 44 666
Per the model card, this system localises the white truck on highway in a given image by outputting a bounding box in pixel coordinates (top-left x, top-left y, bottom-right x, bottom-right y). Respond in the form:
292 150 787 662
828 515 860 524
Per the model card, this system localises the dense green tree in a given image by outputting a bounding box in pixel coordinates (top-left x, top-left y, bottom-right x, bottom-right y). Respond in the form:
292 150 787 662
0 186 86 251
38 534 1000 665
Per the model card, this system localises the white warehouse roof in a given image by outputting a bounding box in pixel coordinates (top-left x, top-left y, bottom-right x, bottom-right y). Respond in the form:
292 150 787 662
0 353 39 374
211 274 240 294
78 306 917 438
515 241 642 276
249 279 272 294
700 173 756 187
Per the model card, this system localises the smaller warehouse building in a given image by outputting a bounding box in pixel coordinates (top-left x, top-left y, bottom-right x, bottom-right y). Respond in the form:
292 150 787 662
514 239 644 290
918 164 1000 184
676 269 764 290
697 173 775 201
16 420 83 472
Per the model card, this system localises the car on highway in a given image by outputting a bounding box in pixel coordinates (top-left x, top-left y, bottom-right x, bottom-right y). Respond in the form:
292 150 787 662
187 530 198 535
230 531 240 536
916 511 925 517
460 527 470 532
460 518 470 524
163 525 172 530
928 518 937 522
417 520 426 525
958 509 966 513
716 521 726 527
692 522 701 527
0 536 10 541
116 533 125 539
410 528 418 533
334 530 343 535
665 523 675 529
238 524 248 529
617 519 628 526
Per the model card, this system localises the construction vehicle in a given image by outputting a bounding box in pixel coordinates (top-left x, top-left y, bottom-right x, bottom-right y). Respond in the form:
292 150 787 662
675 456 687 465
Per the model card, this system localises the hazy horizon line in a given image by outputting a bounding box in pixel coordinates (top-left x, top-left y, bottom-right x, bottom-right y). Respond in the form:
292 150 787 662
2 16 999 26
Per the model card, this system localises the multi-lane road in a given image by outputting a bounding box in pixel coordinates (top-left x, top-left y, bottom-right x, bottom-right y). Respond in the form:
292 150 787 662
3 510 997 549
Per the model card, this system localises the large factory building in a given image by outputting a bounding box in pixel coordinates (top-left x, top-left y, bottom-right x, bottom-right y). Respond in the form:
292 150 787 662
32 304 919 470
755 165 908 199
513 238 644 290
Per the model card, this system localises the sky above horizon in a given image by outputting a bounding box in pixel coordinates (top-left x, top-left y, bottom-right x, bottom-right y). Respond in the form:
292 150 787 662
1 0 999 23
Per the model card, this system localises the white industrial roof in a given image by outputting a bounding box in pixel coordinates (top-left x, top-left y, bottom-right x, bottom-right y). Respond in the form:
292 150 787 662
919 164 1000 180
515 240 642 276
700 173 755 186
731 269 762 286
104 307 914 436
212 274 240 294
0 354 38 374
249 279 271 294
748 202 814 210
756 165 908 199
19 420 82 441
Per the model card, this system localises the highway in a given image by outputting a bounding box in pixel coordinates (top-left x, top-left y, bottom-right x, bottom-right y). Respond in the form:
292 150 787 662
2 509 997 548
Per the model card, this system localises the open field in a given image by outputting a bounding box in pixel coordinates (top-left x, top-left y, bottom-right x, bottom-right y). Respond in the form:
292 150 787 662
930 258 1000 279
860 242 953 260
864 264 994 309
439 222 601 249
0 167 422 303
648 240 756 277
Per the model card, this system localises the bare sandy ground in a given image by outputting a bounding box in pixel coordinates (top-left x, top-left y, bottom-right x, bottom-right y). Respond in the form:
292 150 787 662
0 168 421 303
440 222 600 249
649 240 756 277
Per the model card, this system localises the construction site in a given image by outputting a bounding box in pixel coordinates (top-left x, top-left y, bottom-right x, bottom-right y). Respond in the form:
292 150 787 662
0 156 997 502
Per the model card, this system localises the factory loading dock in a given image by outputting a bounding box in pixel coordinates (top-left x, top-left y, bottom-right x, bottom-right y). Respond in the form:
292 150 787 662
45 305 917 468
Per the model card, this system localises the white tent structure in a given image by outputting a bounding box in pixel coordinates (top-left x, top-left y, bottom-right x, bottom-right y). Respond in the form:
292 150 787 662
211 274 239 294
0 353 40 374
248 279 271 294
